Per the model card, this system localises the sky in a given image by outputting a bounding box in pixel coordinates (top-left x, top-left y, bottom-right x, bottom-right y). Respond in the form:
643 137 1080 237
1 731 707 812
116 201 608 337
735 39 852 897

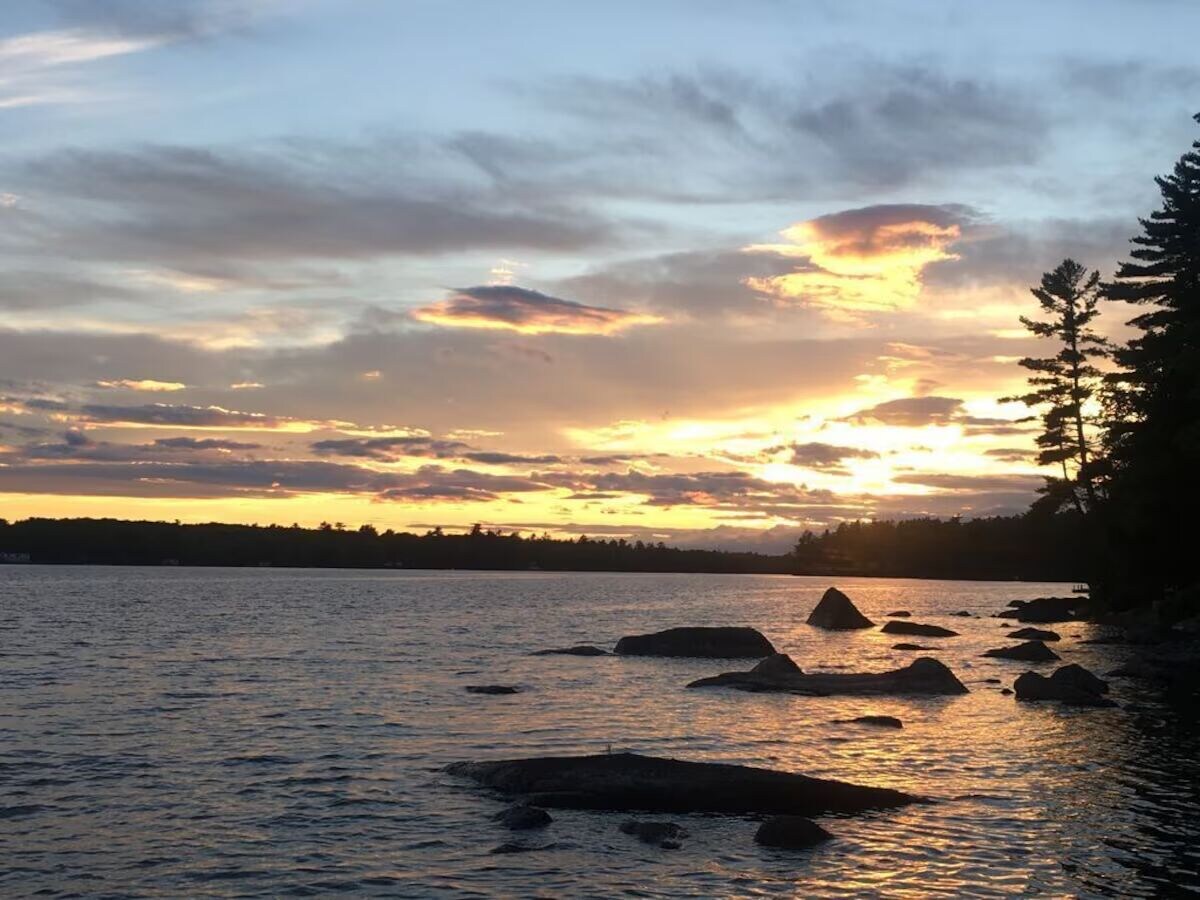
1 0 1197 552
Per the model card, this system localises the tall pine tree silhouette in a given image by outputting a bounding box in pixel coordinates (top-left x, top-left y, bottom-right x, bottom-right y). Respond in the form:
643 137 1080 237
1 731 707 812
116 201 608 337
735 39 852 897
1104 113 1200 603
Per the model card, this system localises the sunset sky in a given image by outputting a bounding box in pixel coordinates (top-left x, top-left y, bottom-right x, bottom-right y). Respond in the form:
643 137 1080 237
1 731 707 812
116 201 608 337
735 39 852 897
1 0 1197 551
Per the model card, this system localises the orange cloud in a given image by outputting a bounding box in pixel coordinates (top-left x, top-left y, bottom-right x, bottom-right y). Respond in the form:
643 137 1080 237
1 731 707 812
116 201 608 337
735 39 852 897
95 379 187 392
412 285 663 336
745 204 967 317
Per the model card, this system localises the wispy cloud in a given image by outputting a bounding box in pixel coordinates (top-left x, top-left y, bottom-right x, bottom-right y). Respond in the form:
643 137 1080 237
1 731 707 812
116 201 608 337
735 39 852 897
412 285 663 336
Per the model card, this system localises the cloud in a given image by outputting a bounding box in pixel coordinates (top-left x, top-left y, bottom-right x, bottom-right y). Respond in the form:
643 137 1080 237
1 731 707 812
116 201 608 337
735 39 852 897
746 204 969 317
95 379 187 392
412 285 663 335
311 435 470 460
17 144 616 273
845 395 966 427
153 436 260 451
63 401 284 429
770 441 879 470
891 472 1044 493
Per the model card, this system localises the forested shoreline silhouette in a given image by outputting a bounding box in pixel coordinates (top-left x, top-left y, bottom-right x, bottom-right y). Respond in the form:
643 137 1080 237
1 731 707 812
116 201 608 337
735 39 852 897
0 514 1084 580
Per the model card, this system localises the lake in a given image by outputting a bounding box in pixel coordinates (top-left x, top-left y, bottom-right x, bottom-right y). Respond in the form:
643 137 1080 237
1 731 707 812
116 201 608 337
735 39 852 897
1 567 1197 897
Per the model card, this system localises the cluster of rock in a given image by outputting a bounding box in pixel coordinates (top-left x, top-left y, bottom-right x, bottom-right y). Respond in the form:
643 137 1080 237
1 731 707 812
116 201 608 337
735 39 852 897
995 596 1090 624
687 654 968 696
1014 664 1115 707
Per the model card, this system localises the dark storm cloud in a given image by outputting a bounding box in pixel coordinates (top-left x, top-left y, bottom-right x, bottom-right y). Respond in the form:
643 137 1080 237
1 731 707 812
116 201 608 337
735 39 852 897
16 144 614 273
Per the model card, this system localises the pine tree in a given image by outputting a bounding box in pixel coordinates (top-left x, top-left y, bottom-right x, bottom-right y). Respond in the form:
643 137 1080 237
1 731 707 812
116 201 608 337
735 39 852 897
1005 259 1108 517
1103 113 1200 601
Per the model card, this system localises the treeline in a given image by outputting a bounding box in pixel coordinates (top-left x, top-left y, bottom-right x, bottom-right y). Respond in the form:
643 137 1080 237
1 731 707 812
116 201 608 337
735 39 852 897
0 514 1085 580
0 517 792 574
791 515 1085 582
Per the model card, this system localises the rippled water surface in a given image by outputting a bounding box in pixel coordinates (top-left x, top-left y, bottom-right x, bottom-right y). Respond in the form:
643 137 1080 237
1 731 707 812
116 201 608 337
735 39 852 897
2 567 1198 898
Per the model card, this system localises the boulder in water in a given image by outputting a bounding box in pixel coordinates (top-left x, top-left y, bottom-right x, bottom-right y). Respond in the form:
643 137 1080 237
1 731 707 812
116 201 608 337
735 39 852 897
1008 627 1061 642
953 610 974 617
891 643 933 651
619 819 688 847
837 715 902 729
493 803 552 829
446 752 918 816
531 645 610 656
754 815 833 849
886 610 912 618
614 626 774 658
995 596 1087 623
466 684 521 695
982 640 1060 662
880 621 959 638
688 656 968 696
806 587 875 630
1014 664 1115 707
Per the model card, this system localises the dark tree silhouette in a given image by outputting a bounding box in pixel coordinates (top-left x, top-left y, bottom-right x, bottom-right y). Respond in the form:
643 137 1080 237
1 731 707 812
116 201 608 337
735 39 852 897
1004 259 1109 516
1102 113 1200 603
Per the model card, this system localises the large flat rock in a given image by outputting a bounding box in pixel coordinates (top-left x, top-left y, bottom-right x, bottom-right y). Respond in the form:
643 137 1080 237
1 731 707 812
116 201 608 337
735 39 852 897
614 626 775 658
880 621 960 638
446 752 919 816
687 654 968 696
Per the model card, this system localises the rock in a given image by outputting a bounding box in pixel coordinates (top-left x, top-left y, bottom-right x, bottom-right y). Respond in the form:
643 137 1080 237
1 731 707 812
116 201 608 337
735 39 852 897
983 678 1001 684
493 803 552 830
619 819 688 846
891 643 933 651
953 611 974 617
1052 663 1109 695
614 626 775 658
490 841 553 854
751 653 804 678
886 610 912 618
688 656 968 696
1008 627 1061 642
837 715 902 729
982 640 1060 662
754 815 833 849
446 752 919 816
466 685 521 695
1014 665 1117 707
1000 688 1014 695
994 596 1087 623
880 621 960 638
806 588 875 630
531 645 610 656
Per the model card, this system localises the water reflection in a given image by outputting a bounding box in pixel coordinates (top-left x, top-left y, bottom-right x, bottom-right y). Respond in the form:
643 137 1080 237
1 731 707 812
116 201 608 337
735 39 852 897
0 567 1196 897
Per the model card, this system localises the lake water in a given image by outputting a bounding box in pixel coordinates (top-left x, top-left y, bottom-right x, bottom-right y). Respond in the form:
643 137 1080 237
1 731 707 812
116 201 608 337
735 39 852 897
1 567 1197 898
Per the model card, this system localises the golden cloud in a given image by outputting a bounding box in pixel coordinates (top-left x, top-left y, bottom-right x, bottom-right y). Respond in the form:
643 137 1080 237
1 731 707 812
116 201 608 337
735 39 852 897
745 204 967 317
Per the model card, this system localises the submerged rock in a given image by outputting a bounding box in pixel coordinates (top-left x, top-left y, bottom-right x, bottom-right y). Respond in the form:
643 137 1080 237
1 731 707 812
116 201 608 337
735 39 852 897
619 819 688 847
466 685 521 695
886 610 912 618
1008 627 1061 642
806 587 875 630
982 640 1060 662
687 655 968 696
531 645 610 656
446 752 918 816
754 815 833 849
880 621 960 638
490 841 554 854
953 610 974 617
837 715 902 729
891 643 934 651
614 626 774 658
1014 664 1115 707
493 804 552 830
